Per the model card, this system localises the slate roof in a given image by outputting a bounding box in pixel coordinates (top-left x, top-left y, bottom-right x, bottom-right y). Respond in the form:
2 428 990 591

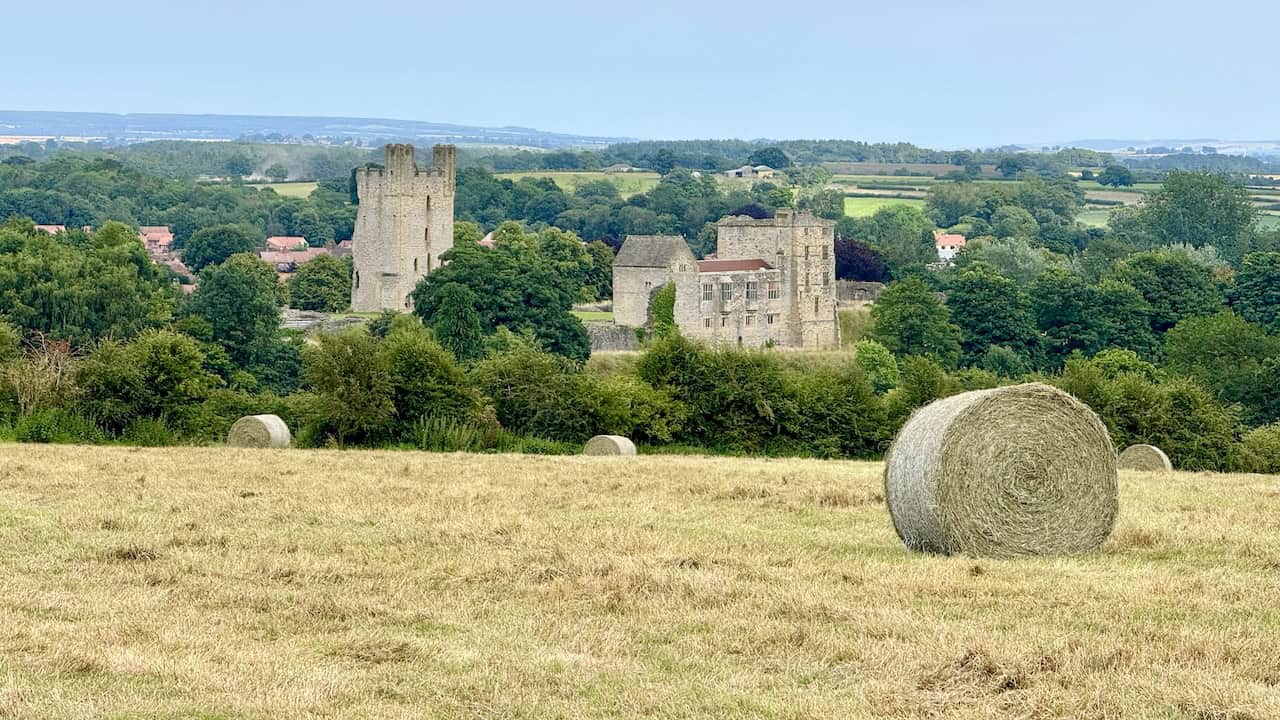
697 259 773 273
613 235 690 267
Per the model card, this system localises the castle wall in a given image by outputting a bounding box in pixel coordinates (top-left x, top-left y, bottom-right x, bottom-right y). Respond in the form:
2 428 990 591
612 266 674 327
677 269 788 347
350 144 455 312
712 210 840 350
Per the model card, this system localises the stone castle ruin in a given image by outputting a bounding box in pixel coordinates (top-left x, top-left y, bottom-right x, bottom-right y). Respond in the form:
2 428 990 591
612 209 840 349
350 143 456 312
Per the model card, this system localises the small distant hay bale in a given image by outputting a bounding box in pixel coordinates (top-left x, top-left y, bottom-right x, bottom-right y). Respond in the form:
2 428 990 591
883 382 1118 558
227 414 292 449
583 435 636 456
1117 444 1172 472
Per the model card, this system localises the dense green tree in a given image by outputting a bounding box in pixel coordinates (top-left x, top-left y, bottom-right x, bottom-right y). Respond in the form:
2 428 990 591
853 340 899 394
1030 270 1157 366
959 236 1062 285
301 328 395 444
0 221 175 345
990 205 1038 238
224 154 254 177
183 224 261 272
1234 252 1280 333
850 205 936 276
1137 171 1257 264
184 253 283 367
411 224 590 361
582 240 614 300
264 164 289 182
453 220 485 245
286 254 351 312
1107 251 1224 334
925 182 983 227
1164 312 1280 425
429 282 485 362
76 330 219 433
381 323 485 423
945 266 1040 365
747 147 790 169
1096 165 1134 187
871 277 962 368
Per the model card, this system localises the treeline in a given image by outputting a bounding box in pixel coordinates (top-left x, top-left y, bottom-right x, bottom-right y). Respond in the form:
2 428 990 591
0 154 355 247
455 167 794 254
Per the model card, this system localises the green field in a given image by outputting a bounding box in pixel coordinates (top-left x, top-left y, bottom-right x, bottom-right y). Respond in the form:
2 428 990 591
257 181 319 198
495 171 662 198
843 196 925 217
1077 208 1114 228
1260 213 1280 230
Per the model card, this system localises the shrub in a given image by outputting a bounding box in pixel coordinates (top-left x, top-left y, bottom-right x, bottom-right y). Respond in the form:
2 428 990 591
1234 424 1280 474
122 418 179 447
978 345 1028 379
650 283 676 338
14 409 107 444
854 340 899 394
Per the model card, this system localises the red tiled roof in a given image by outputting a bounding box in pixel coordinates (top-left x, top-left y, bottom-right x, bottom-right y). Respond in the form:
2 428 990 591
934 230 966 248
259 248 330 266
697 258 773 273
139 225 170 234
266 236 308 251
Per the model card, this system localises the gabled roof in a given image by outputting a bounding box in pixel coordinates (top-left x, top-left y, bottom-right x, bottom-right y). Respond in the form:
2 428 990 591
266 236 308 251
613 235 691 268
697 259 774 273
933 230 966 248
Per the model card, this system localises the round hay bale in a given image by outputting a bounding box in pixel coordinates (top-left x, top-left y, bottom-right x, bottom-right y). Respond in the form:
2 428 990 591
883 382 1117 558
227 414 292 449
583 435 636 456
1117 444 1172 472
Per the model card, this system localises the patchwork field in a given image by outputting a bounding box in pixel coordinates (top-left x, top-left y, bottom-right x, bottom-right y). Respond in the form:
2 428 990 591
843 196 925 217
494 171 662 197
1 444 1279 719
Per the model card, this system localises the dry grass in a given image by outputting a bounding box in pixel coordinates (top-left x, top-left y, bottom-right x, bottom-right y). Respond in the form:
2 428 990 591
1 444 1279 719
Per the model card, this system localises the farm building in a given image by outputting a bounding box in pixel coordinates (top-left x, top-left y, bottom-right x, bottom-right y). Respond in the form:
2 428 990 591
722 165 776 179
612 209 840 349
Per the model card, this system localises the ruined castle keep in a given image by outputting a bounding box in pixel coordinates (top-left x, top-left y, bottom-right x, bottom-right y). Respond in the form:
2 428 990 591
612 209 840 350
350 143 456 312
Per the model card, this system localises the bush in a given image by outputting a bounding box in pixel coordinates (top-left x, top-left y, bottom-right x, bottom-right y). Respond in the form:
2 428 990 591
854 340 899 394
1234 424 1280 474
14 409 107 444
122 418 179 447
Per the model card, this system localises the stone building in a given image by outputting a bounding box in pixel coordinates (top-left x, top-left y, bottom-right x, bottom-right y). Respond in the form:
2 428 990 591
611 209 840 349
350 143 455 312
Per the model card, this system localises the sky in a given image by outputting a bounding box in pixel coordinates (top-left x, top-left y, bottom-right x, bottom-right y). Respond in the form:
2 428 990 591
5 0 1278 148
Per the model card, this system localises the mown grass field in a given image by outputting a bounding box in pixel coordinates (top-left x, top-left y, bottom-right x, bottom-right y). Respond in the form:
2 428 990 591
2 444 1279 719
257 181 319 198
843 196 925 217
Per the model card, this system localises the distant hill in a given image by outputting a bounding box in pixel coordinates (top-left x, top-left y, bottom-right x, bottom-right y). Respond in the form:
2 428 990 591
0 110 632 149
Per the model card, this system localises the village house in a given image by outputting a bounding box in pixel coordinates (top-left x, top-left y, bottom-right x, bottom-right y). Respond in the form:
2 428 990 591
934 230 966 261
34 224 66 235
266 236 309 252
612 209 840 349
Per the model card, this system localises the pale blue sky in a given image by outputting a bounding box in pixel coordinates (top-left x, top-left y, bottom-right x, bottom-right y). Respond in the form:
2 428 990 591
5 0 1277 147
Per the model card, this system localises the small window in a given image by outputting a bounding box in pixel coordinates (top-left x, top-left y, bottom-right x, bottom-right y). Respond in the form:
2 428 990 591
745 314 755 326
804 246 810 260
703 317 711 328
645 281 652 290
767 281 780 299
814 297 819 314
354 271 360 289
720 283 732 302
701 283 713 301
823 273 830 287
767 313 778 325
413 257 418 273
720 316 728 328
822 245 829 260
679 263 687 272
745 281 758 300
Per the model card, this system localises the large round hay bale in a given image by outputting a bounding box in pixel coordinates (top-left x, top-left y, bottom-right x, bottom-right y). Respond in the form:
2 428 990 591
583 435 636 456
883 382 1117 558
227 414 292 449
1117 444 1172 472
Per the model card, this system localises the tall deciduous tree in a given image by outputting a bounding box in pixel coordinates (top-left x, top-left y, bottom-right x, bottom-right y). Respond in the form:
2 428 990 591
1234 252 1280 333
429 282 485 362
286 254 351 312
1107 251 1224 334
1137 171 1257 265
871 277 962 368
183 224 260 272
184 253 283 367
945 266 1040 366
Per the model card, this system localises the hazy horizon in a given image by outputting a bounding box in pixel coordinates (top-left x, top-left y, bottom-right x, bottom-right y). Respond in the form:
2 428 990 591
6 0 1278 147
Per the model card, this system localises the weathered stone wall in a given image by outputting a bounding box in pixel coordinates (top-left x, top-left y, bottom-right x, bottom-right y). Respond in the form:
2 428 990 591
612 266 673 327
350 144 455 312
712 210 840 350
837 280 885 305
677 269 788 347
586 321 642 352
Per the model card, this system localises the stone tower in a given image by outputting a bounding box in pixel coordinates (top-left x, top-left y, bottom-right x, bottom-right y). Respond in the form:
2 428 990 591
350 143 456 312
